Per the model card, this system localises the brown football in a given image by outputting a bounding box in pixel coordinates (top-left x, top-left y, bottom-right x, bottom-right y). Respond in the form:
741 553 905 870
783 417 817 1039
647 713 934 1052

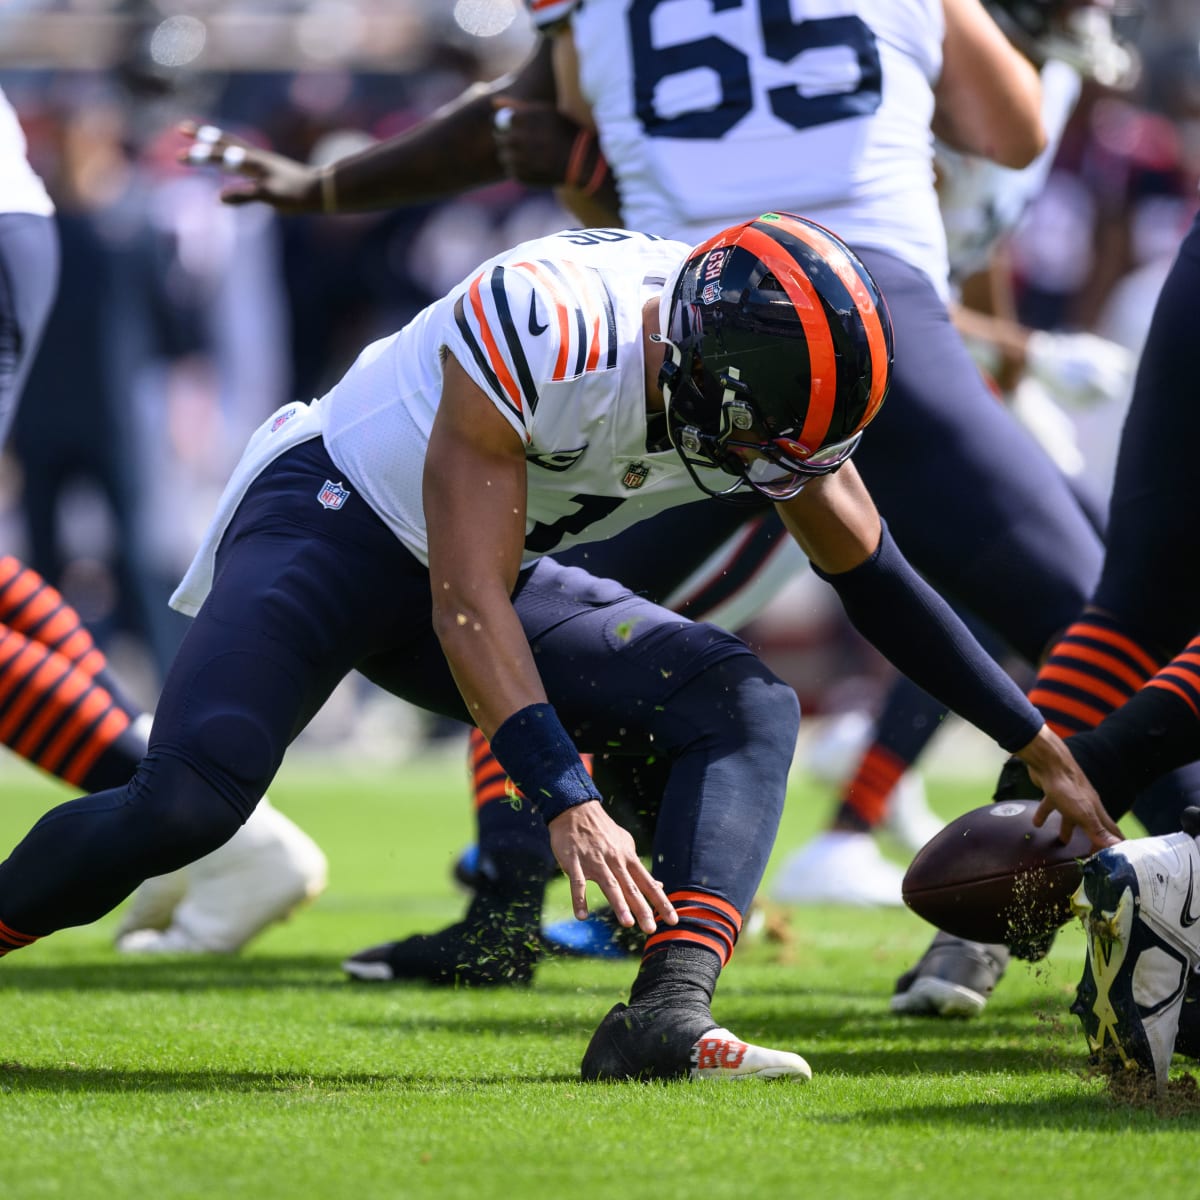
901 801 1095 945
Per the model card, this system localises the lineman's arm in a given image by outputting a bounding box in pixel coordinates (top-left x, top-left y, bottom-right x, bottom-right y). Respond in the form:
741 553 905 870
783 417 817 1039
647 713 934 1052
934 0 1046 168
424 353 675 931
180 39 556 212
775 465 1121 849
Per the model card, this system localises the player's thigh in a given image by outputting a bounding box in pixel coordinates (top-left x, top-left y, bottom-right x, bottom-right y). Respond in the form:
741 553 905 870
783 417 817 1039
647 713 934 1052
1094 213 1200 653
152 451 431 798
853 249 1103 661
514 557 792 756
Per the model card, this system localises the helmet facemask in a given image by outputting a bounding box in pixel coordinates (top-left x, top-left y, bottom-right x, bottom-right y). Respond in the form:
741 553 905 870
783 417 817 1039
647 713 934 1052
658 333 857 503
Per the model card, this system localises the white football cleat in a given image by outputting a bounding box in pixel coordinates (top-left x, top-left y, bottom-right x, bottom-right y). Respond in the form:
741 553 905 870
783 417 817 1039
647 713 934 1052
116 797 328 954
1071 832 1200 1093
580 1002 811 1082
690 1028 812 1081
771 831 905 907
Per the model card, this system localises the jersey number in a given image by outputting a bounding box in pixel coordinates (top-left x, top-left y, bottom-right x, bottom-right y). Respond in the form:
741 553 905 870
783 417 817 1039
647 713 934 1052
525 494 627 554
629 0 882 139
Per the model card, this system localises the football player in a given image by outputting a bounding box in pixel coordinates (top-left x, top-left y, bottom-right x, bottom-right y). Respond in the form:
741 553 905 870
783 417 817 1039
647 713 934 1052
180 0 1169 987
1007 209 1200 1092
0 214 1117 1082
0 85 326 954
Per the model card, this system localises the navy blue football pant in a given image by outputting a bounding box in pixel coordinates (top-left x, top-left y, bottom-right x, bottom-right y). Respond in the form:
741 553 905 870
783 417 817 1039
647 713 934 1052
1093 211 1200 652
1074 211 1200 827
0 438 798 937
0 212 59 447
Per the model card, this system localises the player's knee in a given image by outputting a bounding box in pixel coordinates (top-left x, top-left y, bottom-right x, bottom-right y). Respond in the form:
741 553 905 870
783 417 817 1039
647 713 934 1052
686 652 799 765
125 751 249 866
156 706 283 824
736 660 801 755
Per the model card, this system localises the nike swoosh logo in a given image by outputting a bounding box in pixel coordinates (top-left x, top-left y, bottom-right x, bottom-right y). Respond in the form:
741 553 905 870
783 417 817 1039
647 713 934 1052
528 293 549 336
1183 859 1199 928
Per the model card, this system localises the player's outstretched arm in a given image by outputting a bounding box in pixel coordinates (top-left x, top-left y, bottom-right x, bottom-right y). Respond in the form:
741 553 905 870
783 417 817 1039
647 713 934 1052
424 353 675 934
181 37 556 213
776 464 1120 850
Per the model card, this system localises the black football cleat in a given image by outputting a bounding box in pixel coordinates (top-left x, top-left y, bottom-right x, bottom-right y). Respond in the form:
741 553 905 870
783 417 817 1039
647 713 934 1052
342 917 540 987
580 1002 811 1082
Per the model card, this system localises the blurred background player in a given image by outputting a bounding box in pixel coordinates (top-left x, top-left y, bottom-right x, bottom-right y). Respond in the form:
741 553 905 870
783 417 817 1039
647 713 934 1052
0 80 326 955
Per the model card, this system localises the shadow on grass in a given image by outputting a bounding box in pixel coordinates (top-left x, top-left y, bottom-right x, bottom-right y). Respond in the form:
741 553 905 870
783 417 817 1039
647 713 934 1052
0 1063 580 1093
0 957 351 992
848 1092 1200 1128
0 957 629 1000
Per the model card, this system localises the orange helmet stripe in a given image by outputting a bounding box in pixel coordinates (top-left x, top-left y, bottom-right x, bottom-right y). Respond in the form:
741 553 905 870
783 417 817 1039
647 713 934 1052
734 224 839 453
764 213 891 427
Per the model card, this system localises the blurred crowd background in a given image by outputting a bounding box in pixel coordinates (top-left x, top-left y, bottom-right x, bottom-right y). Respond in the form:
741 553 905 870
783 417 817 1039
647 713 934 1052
1 0 1199 761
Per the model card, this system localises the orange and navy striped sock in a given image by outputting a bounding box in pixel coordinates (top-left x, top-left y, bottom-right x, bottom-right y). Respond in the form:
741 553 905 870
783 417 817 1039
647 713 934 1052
643 889 741 968
0 624 143 790
835 743 907 832
1144 634 1200 716
469 725 519 812
1027 613 1163 736
0 556 106 673
1065 635 1200 818
0 915 37 958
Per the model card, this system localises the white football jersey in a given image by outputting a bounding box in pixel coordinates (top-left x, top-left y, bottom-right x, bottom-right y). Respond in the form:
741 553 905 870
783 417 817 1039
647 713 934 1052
172 226 739 615
0 86 54 217
529 0 948 295
320 227 746 567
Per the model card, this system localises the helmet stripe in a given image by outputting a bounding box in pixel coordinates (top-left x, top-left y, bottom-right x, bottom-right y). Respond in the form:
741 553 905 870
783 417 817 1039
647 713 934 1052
735 224 839 452
762 213 891 428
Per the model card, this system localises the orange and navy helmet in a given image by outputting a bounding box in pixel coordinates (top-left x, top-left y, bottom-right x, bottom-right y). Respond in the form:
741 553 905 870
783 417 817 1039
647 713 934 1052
658 211 893 504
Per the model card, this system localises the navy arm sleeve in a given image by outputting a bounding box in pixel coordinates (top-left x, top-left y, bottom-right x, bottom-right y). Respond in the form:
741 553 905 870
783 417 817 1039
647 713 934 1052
812 523 1043 753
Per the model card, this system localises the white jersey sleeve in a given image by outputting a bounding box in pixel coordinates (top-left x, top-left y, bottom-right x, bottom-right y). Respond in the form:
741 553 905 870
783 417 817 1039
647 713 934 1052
442 246 622 448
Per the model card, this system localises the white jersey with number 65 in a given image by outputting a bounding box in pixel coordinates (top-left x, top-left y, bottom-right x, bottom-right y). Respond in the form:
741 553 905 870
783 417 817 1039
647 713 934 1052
531 0 948 296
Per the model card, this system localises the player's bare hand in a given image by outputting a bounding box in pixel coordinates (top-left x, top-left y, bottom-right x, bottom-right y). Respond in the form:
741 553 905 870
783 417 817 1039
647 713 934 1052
1016 725 1123 850
491 97 580 187
547 800 677 935
177 121 323 212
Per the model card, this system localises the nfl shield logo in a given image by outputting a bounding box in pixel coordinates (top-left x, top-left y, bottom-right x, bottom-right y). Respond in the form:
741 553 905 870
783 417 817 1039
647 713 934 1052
317 479 351 510
622 462 650 490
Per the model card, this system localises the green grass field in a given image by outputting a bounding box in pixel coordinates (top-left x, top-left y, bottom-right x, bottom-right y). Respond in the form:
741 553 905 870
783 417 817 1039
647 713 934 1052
0 749 1196 1200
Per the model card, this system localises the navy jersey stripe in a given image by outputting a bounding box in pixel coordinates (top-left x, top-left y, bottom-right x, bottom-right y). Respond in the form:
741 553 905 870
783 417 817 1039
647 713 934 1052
453 295 523 424
488 267 540 415
593 268 618 370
